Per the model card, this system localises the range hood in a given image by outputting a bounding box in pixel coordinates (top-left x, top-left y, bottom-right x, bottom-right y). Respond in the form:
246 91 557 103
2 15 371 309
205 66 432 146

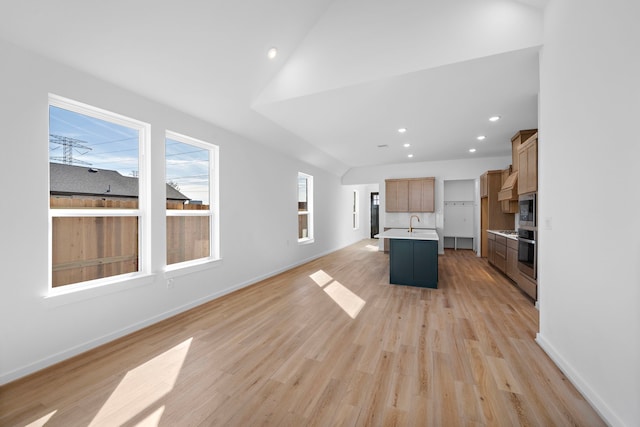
498 171 518 201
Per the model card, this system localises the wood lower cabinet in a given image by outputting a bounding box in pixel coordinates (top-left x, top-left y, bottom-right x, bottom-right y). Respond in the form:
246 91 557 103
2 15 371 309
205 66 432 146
492 234 507 272
489 231 537 301
386 177 434 212
487 232 496 265
517 272 537 300
506 238 519 281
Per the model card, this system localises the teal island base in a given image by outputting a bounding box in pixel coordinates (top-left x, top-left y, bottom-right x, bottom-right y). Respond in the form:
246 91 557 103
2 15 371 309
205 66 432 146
389 238 438 288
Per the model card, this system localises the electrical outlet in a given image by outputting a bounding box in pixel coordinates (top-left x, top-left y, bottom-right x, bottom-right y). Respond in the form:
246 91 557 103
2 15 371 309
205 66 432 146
166 278 175 288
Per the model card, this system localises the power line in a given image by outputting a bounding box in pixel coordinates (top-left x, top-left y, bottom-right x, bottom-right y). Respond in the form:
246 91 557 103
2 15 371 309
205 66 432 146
166 148 208 157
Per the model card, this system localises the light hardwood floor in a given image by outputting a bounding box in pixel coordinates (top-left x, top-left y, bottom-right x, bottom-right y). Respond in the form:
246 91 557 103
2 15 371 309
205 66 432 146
0 240 605 426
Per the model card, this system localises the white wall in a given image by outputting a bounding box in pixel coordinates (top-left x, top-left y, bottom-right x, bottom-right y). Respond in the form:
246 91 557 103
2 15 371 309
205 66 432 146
537 1 640 426
443 179 475 202
343 156 512 253
0 40 370 384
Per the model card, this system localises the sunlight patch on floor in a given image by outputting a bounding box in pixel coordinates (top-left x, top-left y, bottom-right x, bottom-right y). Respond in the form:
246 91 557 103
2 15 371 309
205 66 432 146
309 269 333 287
309 270 366 318
89 338 192 426
25 410 57 427
133 406 165 427
365 244 379 251
323 280 366 319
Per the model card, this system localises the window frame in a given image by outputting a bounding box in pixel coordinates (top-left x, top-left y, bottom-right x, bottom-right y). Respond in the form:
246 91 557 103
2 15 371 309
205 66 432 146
165 130 220 270
47 94 151 295
297 172 314 244
352 190 359 230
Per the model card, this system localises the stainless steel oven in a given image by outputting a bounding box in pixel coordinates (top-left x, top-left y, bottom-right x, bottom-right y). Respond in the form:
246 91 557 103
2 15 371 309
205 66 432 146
517 228 536 280
519 193 536 228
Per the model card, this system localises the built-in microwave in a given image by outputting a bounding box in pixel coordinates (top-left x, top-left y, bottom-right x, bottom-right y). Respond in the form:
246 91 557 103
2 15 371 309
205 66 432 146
519 193 536 228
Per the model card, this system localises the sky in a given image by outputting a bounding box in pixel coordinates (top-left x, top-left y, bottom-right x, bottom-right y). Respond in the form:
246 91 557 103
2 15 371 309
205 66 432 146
49 105 210 204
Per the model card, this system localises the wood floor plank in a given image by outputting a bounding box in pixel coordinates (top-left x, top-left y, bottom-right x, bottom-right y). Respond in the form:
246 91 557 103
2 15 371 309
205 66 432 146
0 240 606 427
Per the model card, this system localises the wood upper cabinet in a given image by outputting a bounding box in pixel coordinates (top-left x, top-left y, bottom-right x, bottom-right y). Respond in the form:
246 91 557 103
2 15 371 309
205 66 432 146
480 173 488 198
511 129 537 172
408 178 435 212
385 177 434 212
385 179 409 212
518 133 538 194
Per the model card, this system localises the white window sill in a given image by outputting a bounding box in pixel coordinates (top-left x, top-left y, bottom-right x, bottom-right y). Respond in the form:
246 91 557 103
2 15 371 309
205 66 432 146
164 257 223 279
298 238 315 245
44 273 156 307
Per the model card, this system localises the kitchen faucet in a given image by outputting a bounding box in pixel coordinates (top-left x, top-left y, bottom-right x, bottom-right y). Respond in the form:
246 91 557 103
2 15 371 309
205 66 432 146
409 215 420 232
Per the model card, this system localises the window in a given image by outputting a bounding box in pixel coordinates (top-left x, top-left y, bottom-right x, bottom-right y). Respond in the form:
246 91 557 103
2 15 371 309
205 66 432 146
166 131 218 266
48 95 149 290
298 172 313 242
352 190 359 229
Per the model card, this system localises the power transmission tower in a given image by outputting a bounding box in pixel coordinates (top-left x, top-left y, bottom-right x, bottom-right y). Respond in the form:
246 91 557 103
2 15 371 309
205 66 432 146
49 134 92 165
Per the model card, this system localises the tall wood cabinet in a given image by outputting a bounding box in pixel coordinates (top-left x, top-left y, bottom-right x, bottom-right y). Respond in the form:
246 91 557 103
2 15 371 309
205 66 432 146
480 170 515 257
386 177 434 212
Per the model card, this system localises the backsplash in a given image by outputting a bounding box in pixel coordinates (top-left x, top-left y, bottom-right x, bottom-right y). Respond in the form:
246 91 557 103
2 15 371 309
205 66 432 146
385 212 437 229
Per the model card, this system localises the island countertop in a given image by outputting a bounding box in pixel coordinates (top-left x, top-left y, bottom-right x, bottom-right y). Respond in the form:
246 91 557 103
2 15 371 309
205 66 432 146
377 228 439 241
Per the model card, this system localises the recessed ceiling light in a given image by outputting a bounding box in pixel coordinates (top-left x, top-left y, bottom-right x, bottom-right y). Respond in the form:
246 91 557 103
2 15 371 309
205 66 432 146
407 154 414 158
267 47 278 59
489 116 501 122
477 135 486 141
403 143 411 148
469 148 477 153
398 128 407 133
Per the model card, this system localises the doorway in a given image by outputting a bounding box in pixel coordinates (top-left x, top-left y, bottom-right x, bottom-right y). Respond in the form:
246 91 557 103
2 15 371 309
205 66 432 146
443 179 476 251
370 192 379 238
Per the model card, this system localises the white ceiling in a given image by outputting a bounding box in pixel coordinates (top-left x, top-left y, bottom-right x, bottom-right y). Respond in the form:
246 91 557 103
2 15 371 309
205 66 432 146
0 0 545 176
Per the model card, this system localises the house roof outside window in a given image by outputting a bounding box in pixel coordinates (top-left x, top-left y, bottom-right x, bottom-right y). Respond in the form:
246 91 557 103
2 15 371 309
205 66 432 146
49 162 189 201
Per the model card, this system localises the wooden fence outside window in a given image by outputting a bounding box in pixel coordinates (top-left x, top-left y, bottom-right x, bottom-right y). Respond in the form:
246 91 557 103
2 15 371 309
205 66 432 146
51 197 210 287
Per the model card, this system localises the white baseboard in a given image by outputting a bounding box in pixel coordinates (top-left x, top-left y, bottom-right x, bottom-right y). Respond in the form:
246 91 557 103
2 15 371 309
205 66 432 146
536 333 621 427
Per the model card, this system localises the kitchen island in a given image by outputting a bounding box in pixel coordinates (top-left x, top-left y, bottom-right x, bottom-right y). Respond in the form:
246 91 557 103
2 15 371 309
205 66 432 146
378 228 439 288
